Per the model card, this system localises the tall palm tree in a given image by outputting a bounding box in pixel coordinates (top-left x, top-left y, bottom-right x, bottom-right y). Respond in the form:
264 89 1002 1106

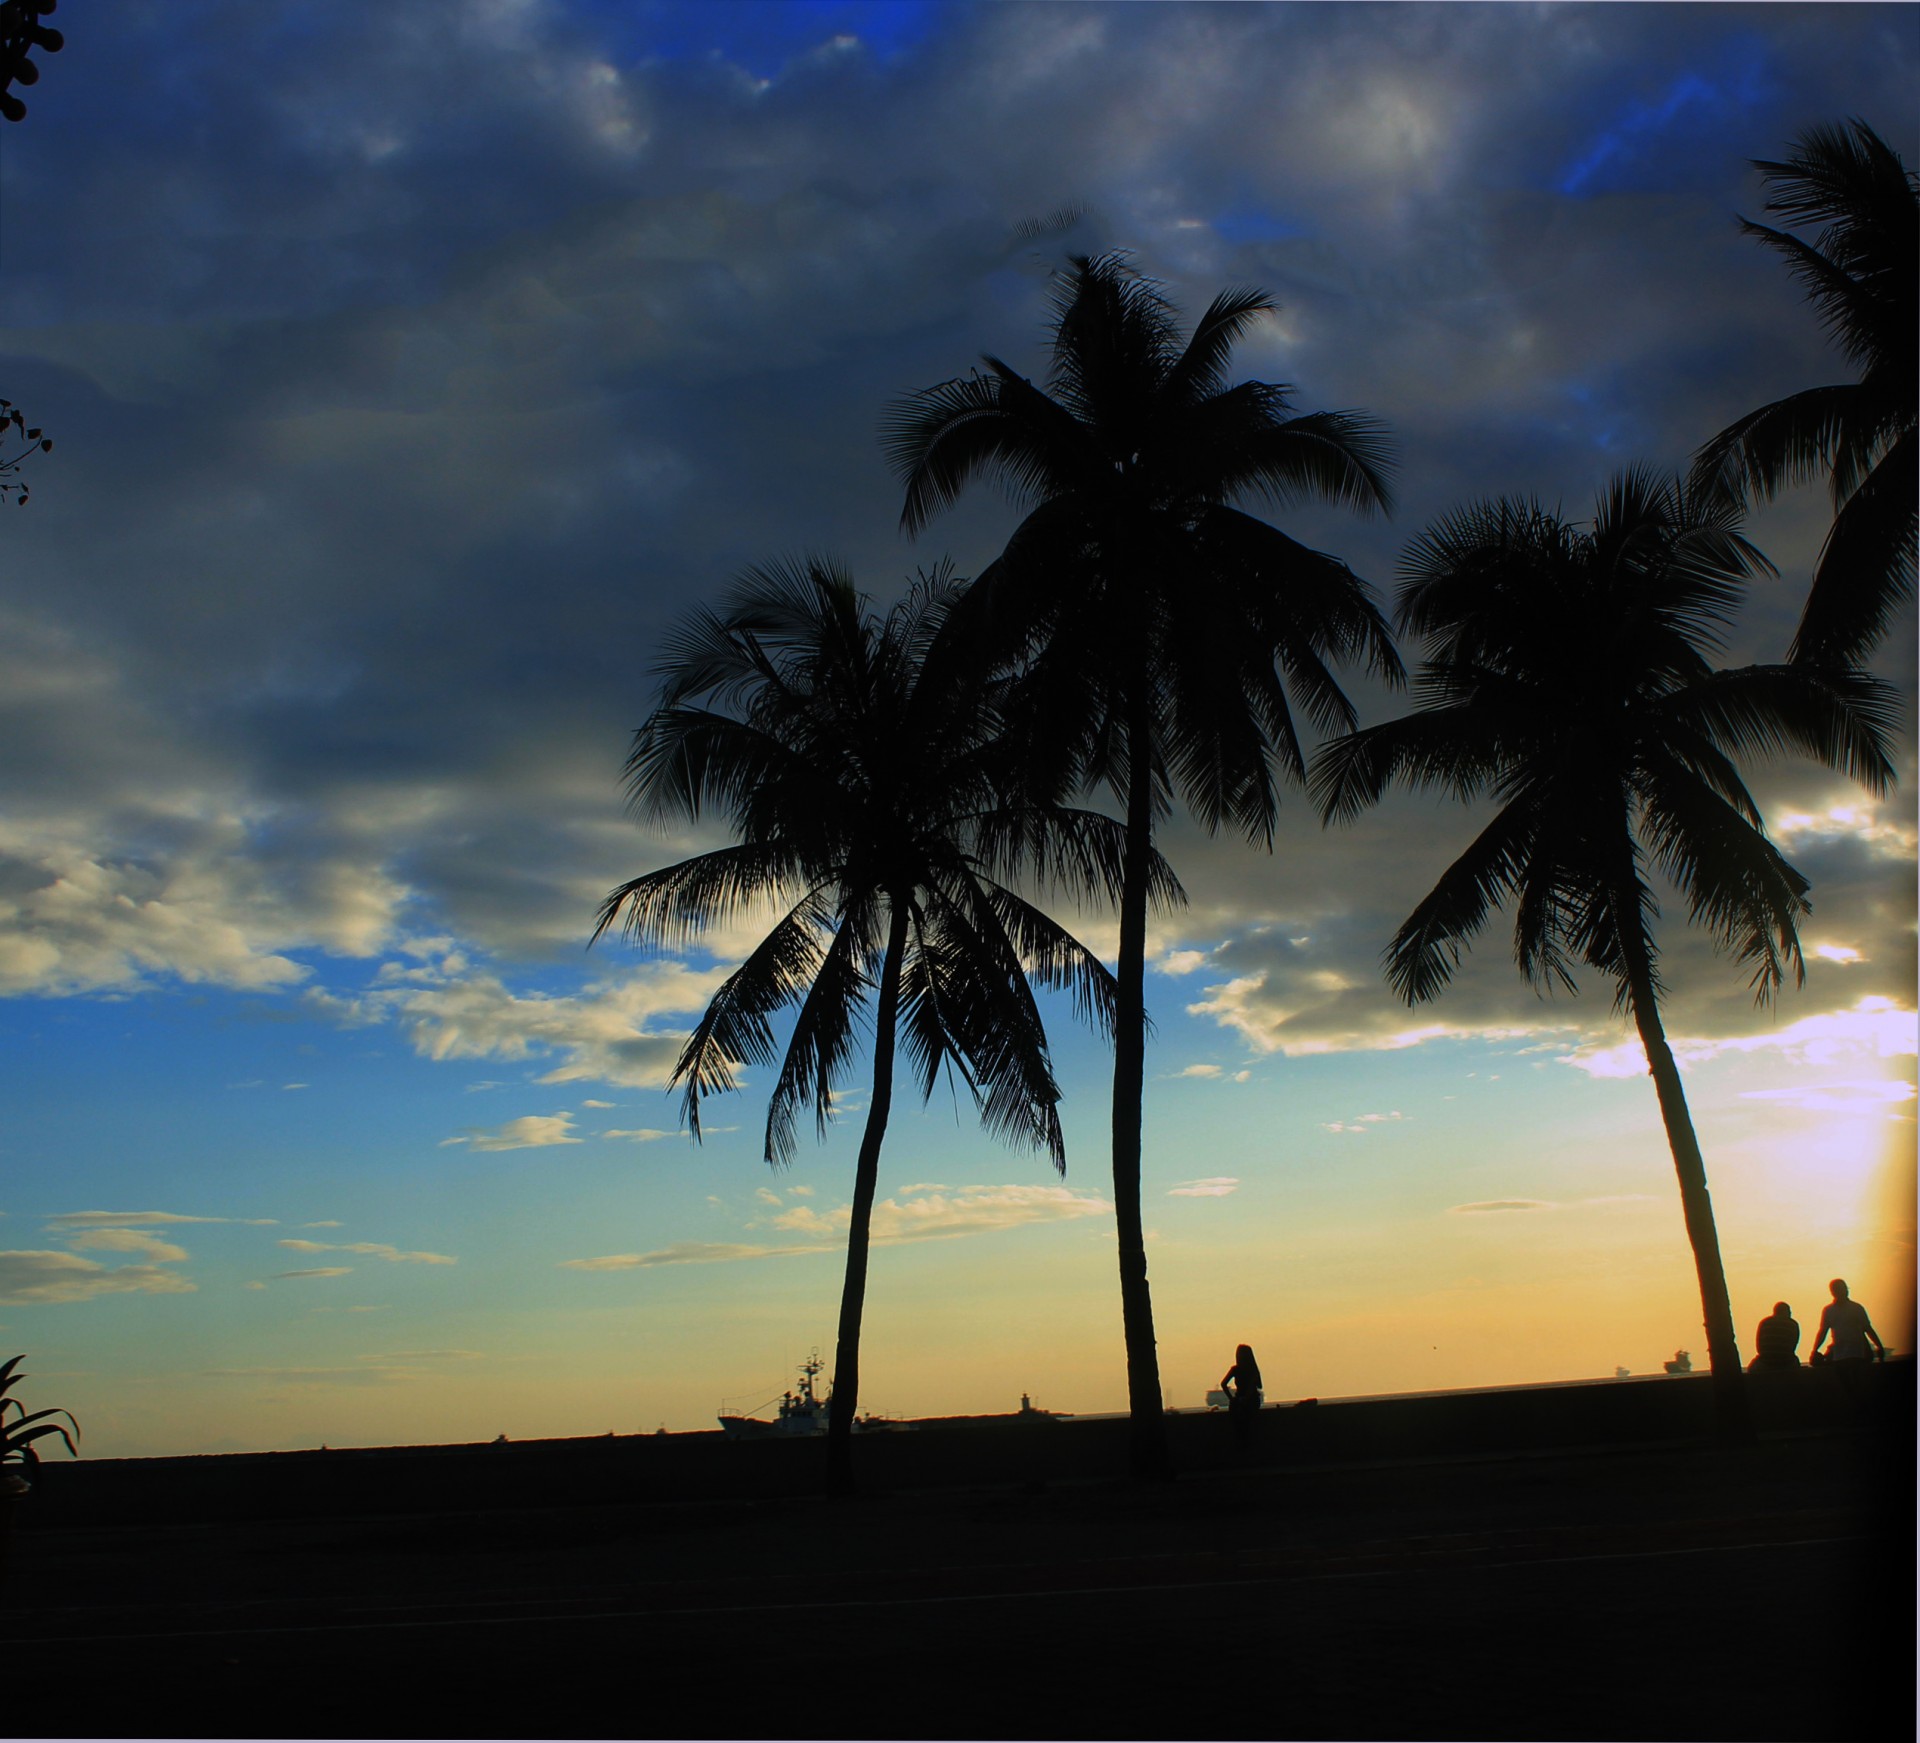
885 252 1401 1478
594 559 1144 1496
1692 118 1917 667
1313 469 1896 1437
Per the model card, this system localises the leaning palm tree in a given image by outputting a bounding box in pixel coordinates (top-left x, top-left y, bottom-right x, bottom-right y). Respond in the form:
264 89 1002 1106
594 559 1145 1496
885 252 1401 1478
1313 469 1896 1438
1691 118 1917 667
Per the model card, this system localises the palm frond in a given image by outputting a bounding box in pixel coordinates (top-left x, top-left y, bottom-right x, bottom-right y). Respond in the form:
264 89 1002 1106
1637 752 1809 1002
1164 283 1278 404
1662 663 1899 797
669 893 836 1144
883 370 1073 536
1796 423 1918 667
1691 383 1866 506
763 903 877 1167
1385 796 1541 1004
1223 408 1398 518
593 842 806 951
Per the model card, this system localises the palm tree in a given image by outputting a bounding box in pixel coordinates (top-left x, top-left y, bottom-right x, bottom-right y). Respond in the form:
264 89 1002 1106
594 559 1144 1495
1692 118 1917 667
885 252 1401 1478
1313 469 1896 1437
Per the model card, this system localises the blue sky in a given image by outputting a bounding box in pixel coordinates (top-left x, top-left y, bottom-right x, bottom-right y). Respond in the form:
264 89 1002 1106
1 1 1914 1456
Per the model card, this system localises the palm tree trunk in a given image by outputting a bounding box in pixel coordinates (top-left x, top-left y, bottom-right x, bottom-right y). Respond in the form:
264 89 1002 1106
1115 693 1172 1481
1614 885 1753 1444
825 899 910 1497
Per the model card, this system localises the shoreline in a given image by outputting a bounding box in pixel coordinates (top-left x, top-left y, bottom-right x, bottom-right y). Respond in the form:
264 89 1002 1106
17 1357 1907 1532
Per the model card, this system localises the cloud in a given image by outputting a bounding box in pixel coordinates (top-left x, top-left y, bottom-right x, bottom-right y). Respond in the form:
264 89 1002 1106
1739 1081 1917 1113
63 1228 190 1263
1168 1178 1240 1198
270 1267 354 1280
581 1098 614 1108
1450 1200 1556 1215
307 955 723 1089
204 1349 483 1386
562 1182 1113 1272
276 1239 456 1264
602 1127 676 1142
43 1210 276 1227
0 1249 198 1304
1322 1111 1409 1135
559 1241 830 1271
1565 997 1919 1080
771 1182 1112 1244
1175 1063 1222 1079
0 797 409 998
441 1112 583 1152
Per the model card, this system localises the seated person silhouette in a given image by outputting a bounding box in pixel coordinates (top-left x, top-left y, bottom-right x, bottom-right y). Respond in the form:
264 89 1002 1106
1810 1279 1886 1363
1749 1301 1800 1371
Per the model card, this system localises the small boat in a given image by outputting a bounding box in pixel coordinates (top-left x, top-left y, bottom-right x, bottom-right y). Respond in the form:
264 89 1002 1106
1663 1350 1693 1375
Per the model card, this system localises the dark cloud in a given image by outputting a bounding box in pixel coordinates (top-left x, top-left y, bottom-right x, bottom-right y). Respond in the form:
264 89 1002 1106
0 1 1910 1070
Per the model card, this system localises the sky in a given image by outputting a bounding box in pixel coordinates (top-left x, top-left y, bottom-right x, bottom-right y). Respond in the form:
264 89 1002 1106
0 0 1914 1459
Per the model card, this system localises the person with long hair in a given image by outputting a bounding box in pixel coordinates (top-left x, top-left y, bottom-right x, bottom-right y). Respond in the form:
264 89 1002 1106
1220 1343 1263 1445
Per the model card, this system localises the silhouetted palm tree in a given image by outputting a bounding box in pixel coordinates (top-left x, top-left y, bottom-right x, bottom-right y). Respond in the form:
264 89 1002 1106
1313 469 1896 1437
1692 118 1917 667
885 253 1400 1478
594 559 1142 1495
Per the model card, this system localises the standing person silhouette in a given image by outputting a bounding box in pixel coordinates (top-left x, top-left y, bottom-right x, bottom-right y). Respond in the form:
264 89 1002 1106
1810 1279 1886 1363
1220 1343 1263 1445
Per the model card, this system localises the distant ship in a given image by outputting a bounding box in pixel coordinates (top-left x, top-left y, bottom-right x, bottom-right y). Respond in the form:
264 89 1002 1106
717 1353 912 1438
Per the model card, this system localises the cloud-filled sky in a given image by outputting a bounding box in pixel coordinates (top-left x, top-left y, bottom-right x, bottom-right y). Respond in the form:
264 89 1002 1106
1 1 1913 1456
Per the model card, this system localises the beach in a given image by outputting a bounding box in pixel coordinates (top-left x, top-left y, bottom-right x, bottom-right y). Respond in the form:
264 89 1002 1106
4 1361 1909 1741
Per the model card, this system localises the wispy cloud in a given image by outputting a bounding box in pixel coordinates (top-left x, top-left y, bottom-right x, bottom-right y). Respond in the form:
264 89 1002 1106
270 1266 354 1279
1739 1080 1916 1113
204 1349 483 1387
1450 1200 1556 1215
1322 1111 1408 1135
277 1239 456 1265
1168 1177 1240 1198
43 1210 277 1227
562 1183 1113 1273
1565 997 1919 1079
772 1183 1111 1244
441 1112 582 1151
559 1241 832 1271
0 1249 197 1304
64 1228 190 1262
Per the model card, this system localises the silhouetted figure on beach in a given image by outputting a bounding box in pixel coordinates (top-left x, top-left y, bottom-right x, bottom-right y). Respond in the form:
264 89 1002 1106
1749 1302 1801 1371
1220 1344 1263 1445
1810 1279 1885 1363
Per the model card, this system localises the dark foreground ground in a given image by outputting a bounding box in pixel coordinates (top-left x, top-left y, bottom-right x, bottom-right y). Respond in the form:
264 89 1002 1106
3 1364 1912 1742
